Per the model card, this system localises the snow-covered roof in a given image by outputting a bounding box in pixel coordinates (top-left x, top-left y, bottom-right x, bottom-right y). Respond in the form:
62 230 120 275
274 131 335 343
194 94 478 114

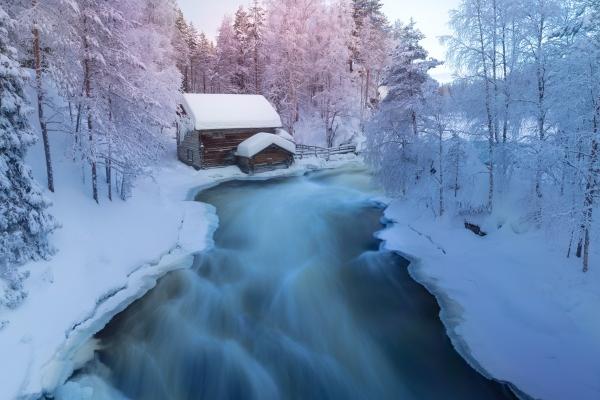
236 132 296 158
276 128 295 142
182 94 282 131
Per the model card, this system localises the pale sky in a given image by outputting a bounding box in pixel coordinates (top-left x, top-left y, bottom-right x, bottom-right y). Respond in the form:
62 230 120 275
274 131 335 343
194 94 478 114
177 0 460 82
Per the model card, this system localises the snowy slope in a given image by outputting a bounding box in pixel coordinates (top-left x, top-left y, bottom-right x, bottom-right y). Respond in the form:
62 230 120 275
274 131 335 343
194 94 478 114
0 139 217 399
379 200 600 400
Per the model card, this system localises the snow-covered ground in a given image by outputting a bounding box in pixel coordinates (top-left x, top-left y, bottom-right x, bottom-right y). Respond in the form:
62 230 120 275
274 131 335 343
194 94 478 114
379 200 600 400
0 127 360 399
4 121 597 400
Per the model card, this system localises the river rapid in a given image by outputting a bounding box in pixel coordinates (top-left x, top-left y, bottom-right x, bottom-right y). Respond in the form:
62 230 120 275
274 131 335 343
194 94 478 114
56 168 515 400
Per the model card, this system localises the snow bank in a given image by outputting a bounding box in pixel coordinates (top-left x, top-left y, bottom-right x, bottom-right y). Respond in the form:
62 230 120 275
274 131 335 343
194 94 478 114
182 94 282 131
236 132 296 158
378 200 600 400
0 142 222 399
0 124 361 399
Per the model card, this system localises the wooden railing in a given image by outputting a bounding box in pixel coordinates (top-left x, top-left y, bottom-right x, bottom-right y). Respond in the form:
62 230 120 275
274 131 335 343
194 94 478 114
295 144 358 160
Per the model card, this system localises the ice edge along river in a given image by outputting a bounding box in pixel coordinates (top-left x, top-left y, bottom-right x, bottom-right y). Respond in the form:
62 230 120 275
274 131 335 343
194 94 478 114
27 159 359 399
378 236 532 400
46 162 528 400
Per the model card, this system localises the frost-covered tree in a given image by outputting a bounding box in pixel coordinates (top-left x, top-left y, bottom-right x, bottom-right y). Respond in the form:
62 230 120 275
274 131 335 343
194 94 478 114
263 0 319 131
214 16 237 94
42 0 182 202
388 0 599 272
173 8 192 91
351 0 389 122
311 1 356 146
191 30 216 93
366 20 439 194
445 132 468 199
8 0 81 194
206 0 364 144
421 82 454 216
90 0 181 200
388 20 440 136
247 0 266 94
232 6 251 93
446 0 500 211
0 6 56 306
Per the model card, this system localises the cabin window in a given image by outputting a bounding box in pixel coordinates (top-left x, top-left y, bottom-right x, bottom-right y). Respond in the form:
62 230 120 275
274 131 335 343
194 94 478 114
187 149 194 162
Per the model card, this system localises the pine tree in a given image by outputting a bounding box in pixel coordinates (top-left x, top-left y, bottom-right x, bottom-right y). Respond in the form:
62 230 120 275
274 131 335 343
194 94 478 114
173 8 192 91
214 16 237 93
264 0 319 131
0 6 57 306
446 133 467 199
352 0 387 32
233 6 251 93
350 0 389 122
9 0 81 194
312 0 356 146
366 20 439 196
248 0 266 94
189 31 215 93
385 20 440 135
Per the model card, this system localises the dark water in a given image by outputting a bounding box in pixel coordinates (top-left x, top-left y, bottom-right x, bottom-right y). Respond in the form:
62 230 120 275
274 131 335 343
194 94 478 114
57 168 516 400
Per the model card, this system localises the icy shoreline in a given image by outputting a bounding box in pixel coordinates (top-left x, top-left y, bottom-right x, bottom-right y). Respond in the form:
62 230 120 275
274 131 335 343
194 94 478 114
375 209 527 398
9 157 595 400
407 260 535 400
377 199 600 400
36 209 220 398
3 152 361 400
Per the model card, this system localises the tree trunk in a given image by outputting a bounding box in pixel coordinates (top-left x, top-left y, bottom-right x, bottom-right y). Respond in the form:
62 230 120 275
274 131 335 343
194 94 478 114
107 156 112 202
365 68 371 110
254 40 260 94
491 0 500 144
454 158 460 198
83 15 98 204
579 135 598 272
412 111 418 136
476 0 495 212
534 13 546 225
107 96 113 201
439 127 445 217
33 12 54 193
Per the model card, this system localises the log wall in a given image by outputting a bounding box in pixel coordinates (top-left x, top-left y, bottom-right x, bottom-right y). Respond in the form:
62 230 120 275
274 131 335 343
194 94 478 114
177 127 277 169
237 144 294 174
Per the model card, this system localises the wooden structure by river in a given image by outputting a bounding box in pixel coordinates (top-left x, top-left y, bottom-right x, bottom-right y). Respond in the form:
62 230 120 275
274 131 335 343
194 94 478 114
178 94 295 172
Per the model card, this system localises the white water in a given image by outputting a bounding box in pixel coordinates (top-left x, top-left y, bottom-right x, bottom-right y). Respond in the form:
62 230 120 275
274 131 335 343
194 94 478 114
56 168 514 400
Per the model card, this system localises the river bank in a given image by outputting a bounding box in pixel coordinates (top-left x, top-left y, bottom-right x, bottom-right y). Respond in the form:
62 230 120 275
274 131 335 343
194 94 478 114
55 168 514 400
378 199 600 400
7 154 596 400
1 137 360 399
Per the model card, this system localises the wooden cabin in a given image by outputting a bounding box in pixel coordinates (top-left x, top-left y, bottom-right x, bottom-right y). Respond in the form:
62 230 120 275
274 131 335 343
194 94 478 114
236 132 296 174
178 94 295 172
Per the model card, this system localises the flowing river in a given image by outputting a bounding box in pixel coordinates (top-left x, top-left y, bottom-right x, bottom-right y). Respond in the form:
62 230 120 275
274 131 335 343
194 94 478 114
57 168 516 400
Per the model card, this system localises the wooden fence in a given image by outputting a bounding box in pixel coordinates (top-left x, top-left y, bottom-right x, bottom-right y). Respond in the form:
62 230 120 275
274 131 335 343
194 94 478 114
295 144 358 160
